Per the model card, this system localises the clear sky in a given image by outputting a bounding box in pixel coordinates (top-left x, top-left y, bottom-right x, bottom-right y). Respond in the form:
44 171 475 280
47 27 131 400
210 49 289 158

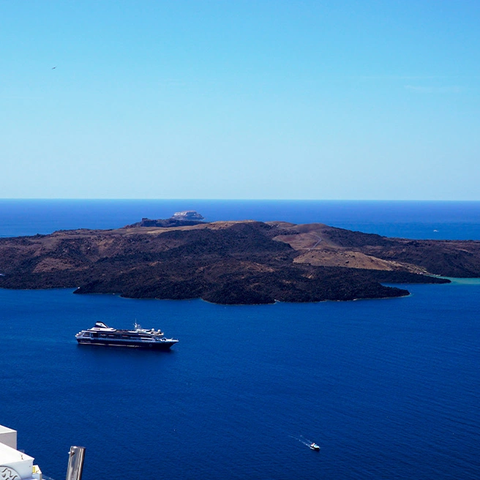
1 0 479 200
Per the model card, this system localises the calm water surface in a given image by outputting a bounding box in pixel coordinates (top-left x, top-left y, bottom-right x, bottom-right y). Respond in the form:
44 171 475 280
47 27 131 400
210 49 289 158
1 199 480 239
0 200 479 479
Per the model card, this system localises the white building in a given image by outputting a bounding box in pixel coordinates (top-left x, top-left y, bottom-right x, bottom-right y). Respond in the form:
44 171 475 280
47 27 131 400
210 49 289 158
0 425 42 480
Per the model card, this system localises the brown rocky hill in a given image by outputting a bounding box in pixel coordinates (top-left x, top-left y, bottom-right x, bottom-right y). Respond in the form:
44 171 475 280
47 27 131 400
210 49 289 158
1 219 478 304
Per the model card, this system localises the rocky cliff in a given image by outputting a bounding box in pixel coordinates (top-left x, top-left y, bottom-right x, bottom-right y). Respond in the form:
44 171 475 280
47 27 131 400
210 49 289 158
1 219 477 304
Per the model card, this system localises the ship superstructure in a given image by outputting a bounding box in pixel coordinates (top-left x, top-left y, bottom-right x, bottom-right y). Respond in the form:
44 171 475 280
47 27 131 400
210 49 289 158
75 322 178 350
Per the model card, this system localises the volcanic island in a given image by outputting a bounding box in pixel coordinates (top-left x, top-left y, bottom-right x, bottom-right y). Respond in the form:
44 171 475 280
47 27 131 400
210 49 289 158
1 215 480 304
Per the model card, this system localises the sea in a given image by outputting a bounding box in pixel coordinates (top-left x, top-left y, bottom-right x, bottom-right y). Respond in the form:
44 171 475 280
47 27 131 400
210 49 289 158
1 200 479 480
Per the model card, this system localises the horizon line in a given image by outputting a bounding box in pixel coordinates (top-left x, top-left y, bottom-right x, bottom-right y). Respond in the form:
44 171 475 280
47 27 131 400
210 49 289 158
1 198 480 203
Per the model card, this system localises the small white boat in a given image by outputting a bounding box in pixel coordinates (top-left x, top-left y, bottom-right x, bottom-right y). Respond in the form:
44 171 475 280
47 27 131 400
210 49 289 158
310 443 320 451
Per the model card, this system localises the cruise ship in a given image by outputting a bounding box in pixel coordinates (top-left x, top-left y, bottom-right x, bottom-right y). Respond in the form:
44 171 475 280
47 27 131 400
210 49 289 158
75 322 179 350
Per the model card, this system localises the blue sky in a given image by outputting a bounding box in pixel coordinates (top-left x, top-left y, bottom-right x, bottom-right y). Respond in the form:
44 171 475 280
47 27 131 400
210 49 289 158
1 0 479 200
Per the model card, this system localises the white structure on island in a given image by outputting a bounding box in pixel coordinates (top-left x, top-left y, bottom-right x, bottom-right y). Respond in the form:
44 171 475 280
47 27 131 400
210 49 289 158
0 425 42 480
171 210 204 220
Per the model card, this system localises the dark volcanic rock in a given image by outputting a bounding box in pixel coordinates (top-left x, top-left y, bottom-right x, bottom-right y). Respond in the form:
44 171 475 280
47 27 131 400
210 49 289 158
321 227 393 248
366 240 480 278
125 217 206 228
0 219 478 304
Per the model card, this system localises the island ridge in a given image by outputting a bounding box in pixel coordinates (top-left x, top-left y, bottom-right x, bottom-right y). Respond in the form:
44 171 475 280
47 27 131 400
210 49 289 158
1 218 479 305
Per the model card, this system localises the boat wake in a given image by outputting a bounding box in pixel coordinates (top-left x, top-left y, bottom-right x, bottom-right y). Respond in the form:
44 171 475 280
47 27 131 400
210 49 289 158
290 435 319 448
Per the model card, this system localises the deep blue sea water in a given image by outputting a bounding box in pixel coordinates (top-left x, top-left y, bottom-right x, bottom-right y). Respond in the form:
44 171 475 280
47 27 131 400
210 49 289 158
1 199 480 240
1 200 480 480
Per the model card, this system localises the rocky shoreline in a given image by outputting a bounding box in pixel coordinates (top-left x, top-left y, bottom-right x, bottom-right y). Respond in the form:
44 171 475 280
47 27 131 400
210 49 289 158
1 218 478 304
